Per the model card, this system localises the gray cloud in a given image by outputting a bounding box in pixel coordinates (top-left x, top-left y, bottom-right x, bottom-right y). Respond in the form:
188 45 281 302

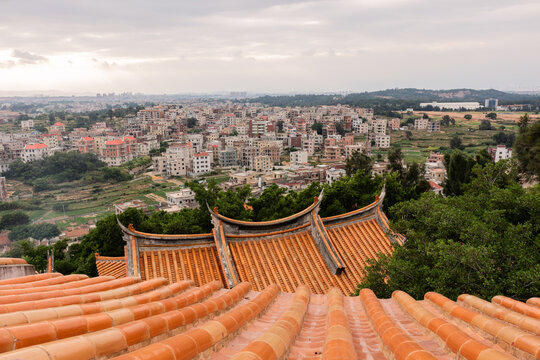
0 0 539 92
12 49 48 64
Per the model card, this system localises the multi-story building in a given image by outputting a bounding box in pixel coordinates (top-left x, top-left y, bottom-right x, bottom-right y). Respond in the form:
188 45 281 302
40 134 61 148
20 120 34 130
50 122 66 134
427 121 441 132
388 118 401 130
290 150 308 165
414 118 429 130
249 119 267 137
375 134 391 148
191 152 211 176
253 155 272 172
21 143 49 162
166 188 197 209
488 145 512 162
100 136 137 166
373 119 387 135
324 146 344 162
326 168 346 184
218 149 237 167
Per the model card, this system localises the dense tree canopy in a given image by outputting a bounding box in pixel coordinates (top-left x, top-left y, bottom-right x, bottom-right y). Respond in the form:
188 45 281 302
355 161 539 300
514 116 540 180
0 211 30 230
345 150 372 176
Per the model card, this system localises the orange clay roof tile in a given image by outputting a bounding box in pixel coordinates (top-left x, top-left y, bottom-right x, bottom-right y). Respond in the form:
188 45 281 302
0 273 527 360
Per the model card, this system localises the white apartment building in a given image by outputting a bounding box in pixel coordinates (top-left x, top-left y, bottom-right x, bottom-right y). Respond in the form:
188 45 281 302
20 120 34 130
191 152 211 175
489 145 512 162
21 143 50 162
186 134 203 152
375 135 391 148
166 188 197 209
290 150 308 165
326 168 346 185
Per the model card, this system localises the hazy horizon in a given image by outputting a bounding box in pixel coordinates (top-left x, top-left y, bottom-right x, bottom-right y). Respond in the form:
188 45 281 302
1 0 539 94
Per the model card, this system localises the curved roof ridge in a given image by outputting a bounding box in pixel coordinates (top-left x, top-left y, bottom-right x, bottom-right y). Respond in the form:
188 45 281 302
207 189 324 227
117 219 213 240
94 253 126 261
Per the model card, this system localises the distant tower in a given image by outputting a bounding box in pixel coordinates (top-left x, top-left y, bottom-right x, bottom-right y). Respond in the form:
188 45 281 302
485 98 498 109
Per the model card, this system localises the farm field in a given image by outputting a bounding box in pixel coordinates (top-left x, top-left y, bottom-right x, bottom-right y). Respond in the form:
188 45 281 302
381 111 525 163
2 175 184 232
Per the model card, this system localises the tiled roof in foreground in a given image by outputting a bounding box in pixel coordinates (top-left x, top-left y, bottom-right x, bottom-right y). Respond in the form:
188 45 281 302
110 189 405 294
0 273 537 359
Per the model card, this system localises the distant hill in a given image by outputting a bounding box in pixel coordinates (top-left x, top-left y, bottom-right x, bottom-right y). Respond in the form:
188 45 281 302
247 88 540 109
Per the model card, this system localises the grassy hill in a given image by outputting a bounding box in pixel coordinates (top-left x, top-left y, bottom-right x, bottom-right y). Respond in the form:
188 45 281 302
248 88 540 108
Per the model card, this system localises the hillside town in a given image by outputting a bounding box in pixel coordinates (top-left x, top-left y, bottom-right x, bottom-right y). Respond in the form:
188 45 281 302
0 102 463 202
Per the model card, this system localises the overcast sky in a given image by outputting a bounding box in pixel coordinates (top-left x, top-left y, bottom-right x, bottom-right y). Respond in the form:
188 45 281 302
1 0 539 94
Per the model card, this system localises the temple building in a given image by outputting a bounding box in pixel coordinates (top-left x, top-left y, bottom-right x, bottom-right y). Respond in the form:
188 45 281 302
96 189 403 294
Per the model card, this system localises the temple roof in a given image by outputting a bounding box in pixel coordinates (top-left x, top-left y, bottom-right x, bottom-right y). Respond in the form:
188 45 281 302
0 273 535 360
106 190 405 294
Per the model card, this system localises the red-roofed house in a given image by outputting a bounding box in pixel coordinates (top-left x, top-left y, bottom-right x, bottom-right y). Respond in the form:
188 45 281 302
50 122 66 134
101 137 136 166
21 143 49 162
78 136 95 153
428 180 443 195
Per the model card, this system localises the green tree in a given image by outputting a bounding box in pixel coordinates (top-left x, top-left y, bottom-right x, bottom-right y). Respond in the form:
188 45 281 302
311 122 323 135
479 120 493 130
486 112 497 120
345 150 372 176
187 117 197 128
335 122 345 136
464 114 472 120
354 177 539 300
492 131 515 147
450 135 464 150
405 131 413 140
0 211 30 230
514 117 540 180
443 150 476 196
276 120 284 133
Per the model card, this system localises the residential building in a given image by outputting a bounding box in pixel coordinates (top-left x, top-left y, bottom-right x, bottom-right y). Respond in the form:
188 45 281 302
326 168 346 184
427 121 441 132
414 118 429 130
191 152 211 175
253 155 272 172
50 122 66 134
114 200 147 215
21 143 49 162
166 189 197 209
218 149 237 167
20 120 34 130
78 137 96 153
388 118 401 130
488 145 512 162
428 180 444 195
290 150 308 165
375 134 390 148
100 136 137 166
